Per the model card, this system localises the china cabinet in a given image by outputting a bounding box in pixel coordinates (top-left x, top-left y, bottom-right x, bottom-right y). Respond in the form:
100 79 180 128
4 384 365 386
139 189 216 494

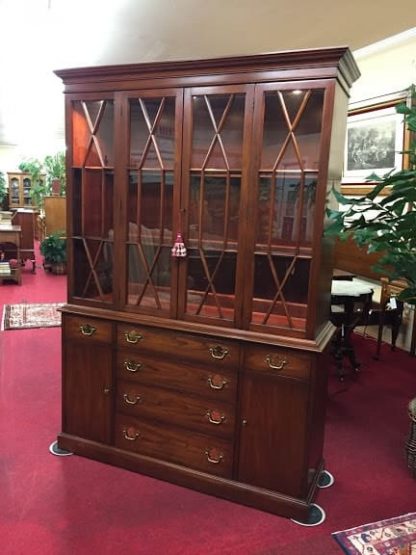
7 172 45 208
55 47 359 520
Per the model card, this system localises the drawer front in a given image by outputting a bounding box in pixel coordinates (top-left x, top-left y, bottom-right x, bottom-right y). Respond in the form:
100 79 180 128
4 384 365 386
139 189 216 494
117 381 235 438
117 351 236 404
117 325 238 369
64 314 112 343
244 345 310 381
115 414 233 477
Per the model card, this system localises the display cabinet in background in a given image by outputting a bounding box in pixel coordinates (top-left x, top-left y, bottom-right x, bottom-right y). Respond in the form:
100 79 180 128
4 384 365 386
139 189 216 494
7 172 45 208
55 47 359 520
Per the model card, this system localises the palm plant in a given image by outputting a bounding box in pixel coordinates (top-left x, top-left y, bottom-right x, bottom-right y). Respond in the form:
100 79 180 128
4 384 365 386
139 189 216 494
326 85 416 305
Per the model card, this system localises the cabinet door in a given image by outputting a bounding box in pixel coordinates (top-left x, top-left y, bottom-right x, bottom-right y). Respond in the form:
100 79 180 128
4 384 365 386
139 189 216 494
62 341 112 443
179 85 254 327
9 175 21 207
124 90 183 317
238 371 309 497
69 97 115 305
245 82 327 336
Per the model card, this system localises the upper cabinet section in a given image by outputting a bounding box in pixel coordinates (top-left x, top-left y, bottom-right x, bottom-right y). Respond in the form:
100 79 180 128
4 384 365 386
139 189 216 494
57 48 359 340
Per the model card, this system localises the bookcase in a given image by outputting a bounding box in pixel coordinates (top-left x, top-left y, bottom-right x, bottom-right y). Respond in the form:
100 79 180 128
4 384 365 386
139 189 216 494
55 47 359 520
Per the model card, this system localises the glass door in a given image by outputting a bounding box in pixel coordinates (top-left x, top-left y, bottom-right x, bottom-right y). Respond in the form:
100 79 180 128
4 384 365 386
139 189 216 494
125 90 182 317
179 85 254 327
247 83 326 335
70 96 115 304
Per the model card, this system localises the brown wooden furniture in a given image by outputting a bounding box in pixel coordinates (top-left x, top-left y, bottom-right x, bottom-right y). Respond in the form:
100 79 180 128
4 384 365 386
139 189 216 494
7 172 45 209
55 47 359 520
373 277 415 358
333 236 383 281
0 224 22 284
11 208 37 272
44 196 67 236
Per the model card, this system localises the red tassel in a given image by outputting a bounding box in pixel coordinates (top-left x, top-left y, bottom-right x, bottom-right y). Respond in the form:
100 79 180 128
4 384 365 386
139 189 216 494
171 232 187 258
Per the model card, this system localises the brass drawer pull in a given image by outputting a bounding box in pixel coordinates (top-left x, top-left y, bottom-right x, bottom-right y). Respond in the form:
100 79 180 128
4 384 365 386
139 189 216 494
124 360 143 373
123 393 142 405
209 345 229 360
79 324 96 336
124 331 143 344
207 375 228 390
206 410 226 425
265 355 288 371
123 428 140 441
205 448 223 464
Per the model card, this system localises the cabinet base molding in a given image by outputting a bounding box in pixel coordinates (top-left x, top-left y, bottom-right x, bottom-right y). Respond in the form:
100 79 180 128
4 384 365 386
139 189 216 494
58 433 323 520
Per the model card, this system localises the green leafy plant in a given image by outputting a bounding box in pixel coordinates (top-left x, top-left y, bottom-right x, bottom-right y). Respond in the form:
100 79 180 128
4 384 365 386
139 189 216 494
326 85 416 305
43 152 66 196
0 170 6 208
18 157 50 207
40 232 67 265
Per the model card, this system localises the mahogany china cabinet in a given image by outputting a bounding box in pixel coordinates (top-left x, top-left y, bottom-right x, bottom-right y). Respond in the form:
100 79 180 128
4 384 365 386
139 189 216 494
55 47 359 520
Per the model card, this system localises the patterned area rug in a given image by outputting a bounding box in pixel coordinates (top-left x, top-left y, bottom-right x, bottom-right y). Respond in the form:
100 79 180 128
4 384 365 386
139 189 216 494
333 513 416 554
1 303 64 330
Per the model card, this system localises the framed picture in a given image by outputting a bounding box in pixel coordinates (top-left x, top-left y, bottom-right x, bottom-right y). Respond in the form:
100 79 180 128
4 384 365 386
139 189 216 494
343 105 404 183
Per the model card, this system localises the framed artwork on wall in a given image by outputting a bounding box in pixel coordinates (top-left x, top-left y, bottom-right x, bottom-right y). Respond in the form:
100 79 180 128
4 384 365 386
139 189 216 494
343 106 404 182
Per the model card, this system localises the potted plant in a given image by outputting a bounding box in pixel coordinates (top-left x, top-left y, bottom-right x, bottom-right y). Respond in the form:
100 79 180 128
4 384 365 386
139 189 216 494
0 171 7 209
40 232 67 274
43 152 66 196
326 84 416 306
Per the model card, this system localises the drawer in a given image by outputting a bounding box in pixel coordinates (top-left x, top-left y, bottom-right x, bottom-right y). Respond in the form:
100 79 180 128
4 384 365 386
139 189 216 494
117 351 236 404
244 345 310 381
115 414 233 477
117 381 235 438
117 325 238 369
63 314 112 343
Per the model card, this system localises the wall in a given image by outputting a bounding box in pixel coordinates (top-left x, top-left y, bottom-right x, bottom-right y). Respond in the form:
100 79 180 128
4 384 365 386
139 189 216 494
351 31 416 104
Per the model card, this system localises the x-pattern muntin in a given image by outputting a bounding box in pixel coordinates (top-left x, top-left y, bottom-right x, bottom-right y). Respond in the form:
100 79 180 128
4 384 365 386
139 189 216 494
261 90 312 327
81 101 109 167
131 97 170 308
193 94 236 318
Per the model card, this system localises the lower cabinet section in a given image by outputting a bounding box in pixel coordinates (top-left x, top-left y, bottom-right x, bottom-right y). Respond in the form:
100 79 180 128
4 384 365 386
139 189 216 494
60 312 329 519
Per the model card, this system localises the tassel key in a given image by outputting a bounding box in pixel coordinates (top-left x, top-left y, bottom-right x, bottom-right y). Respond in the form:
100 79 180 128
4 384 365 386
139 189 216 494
171 232 187 258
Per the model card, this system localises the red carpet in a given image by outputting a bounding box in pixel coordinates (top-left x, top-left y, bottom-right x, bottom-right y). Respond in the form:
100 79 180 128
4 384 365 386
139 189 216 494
0 248 415 554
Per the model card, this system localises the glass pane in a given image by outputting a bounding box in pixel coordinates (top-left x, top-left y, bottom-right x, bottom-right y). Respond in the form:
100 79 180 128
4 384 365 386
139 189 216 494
256 173 317 245
191 93 245 169
261 89 324 171
251 255 310 330
10 178 19 204
72 100 114 167
72 238 113 302
126 170 173 312
130 97 176 169
81 170 114 237
188 174 240 243
186 248 237 321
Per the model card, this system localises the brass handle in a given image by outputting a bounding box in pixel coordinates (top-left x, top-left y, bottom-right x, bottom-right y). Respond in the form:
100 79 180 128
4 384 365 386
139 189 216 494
123 428 140 441
124 331 143 344
265 355 288 371
207 375 228 390
205 448 223 464
123 393 142 405
80 324 96 336
103 387 111 395
124 360 142 373
206 410 226 425
209 345 229 360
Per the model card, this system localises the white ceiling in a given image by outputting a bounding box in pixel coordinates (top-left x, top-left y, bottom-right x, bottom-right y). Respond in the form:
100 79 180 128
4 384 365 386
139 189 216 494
0 0 415 155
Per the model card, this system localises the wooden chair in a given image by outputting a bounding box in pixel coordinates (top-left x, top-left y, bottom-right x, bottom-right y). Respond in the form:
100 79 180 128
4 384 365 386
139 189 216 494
370 277 408 359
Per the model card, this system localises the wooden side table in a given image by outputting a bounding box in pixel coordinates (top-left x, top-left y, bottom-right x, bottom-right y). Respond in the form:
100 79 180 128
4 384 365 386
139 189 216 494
0 224 22 285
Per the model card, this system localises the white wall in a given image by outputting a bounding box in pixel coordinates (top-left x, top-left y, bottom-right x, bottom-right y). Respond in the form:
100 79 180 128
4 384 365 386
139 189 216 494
351 31 416 103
